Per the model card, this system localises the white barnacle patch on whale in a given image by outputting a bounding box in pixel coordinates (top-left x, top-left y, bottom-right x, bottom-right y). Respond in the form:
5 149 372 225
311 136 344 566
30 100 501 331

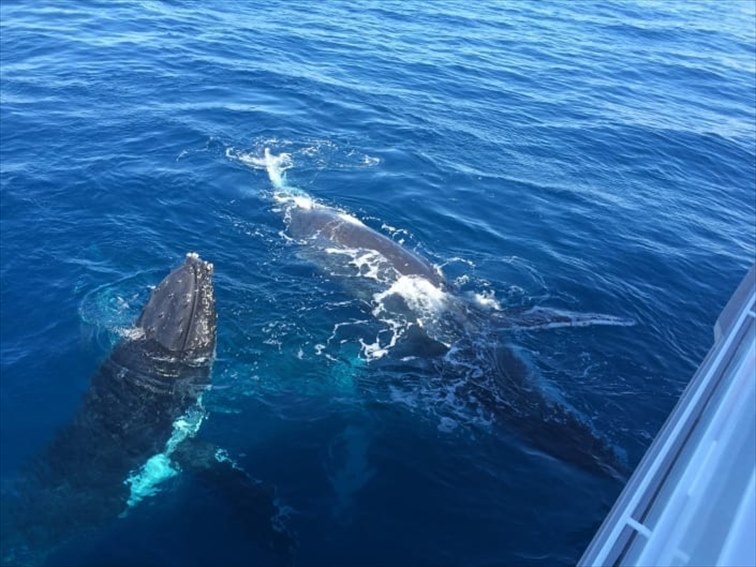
119 326 145 341
122 398 207 512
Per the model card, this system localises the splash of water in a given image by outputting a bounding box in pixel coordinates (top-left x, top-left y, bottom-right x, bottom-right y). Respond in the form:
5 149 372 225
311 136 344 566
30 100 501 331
263 147 292 189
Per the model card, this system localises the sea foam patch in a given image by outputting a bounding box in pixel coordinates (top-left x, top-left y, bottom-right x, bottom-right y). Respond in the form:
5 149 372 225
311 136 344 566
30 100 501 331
373 275 449 322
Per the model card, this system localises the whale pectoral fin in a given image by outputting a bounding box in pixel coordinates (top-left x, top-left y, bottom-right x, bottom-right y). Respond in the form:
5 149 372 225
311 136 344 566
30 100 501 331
500 306 636 331
172 439 296 561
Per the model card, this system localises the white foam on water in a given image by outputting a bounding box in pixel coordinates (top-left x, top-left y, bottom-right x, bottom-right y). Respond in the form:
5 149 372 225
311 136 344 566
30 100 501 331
356 311 408 360
347 250 390 282
373 275 449 322
263 147 293 189
230 138 379 171
318 245 401 285
321 275 453 361
226 146 293 184
227 145 310 207
358 327 399 360
470 290 502 311
380 223 409 239
225 147 266 169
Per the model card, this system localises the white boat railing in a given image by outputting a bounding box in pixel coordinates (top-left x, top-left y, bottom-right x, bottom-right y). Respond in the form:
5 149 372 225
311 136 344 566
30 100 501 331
579 264 756 567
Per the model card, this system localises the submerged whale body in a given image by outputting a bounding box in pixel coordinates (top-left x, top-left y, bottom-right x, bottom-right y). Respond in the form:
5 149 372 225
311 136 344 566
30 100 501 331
1 254 293 566
290 202 629 478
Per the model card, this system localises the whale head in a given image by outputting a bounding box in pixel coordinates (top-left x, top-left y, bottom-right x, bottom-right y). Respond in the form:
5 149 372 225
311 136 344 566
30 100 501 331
137 252 217 358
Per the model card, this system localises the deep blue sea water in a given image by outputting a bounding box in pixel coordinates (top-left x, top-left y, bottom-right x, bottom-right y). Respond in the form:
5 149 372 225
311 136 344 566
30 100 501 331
1 1 755 566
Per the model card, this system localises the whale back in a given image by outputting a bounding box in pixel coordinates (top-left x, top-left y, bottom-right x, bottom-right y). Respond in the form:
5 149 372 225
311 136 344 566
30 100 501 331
287 204 443 286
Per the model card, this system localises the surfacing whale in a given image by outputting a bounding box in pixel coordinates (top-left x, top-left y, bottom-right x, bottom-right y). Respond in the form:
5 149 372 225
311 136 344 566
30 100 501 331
262 149 633 480
0 254 293 566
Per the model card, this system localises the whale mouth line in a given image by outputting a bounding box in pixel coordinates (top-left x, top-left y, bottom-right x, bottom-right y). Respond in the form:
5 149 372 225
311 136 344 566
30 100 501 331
179 255 203 354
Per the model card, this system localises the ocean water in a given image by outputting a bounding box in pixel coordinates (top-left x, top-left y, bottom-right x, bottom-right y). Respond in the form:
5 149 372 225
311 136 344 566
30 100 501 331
1 1 754 566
